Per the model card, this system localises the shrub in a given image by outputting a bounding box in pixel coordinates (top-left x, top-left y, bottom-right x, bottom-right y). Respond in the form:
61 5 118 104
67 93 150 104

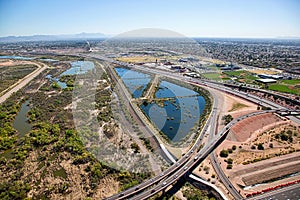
227 164 233 169
227 158 233 164
269 143 273 148
257 143 264 150
220 150 229 157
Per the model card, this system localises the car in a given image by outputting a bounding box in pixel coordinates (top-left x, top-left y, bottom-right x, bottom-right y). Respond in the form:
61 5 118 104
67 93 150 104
151 189 155 193
162 182 167 186
119 193 124 197
160 173 164 177
194 156 198 161
184 166 188 170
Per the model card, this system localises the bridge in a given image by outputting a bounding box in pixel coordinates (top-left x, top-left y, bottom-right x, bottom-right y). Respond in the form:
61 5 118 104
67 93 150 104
80 54 300 200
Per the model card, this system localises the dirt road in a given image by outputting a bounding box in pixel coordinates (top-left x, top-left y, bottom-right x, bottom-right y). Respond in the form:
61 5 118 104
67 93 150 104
0 61 48 104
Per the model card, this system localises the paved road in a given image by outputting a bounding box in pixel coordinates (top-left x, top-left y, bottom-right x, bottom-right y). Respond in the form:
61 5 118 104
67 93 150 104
0 61 48 104
247 183 300 200
80 54 300 200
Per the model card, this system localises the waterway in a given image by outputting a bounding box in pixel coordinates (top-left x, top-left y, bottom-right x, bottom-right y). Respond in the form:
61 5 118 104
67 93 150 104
60 61 94 76
13 100 32 139
46 61 95 89
0 55 35 60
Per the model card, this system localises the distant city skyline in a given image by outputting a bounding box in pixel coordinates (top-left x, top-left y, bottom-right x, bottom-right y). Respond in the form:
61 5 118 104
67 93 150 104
0 0 299 38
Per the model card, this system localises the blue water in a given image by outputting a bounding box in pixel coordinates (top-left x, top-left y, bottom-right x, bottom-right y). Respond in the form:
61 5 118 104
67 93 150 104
114 67 151 98
46 61 95 89
46 74 67 89
0 55 35 60
13 100 32 139
141 95 206 142
40 58 58 62
60 61 94 76
155 81 198 98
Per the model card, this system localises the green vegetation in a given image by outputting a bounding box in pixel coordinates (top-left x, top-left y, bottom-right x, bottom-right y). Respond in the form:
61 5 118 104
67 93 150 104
182 182 216 200
227 158 233 164
220 149 229 157
229 102 248 112
59 75 75 88
257 143 264 150
139 137 154 152
202 72 222 80
268 84 300 95
222 114 233 125
0 62 150 199
226 164 233 169
223 70 257 84
275 130 293 142
281 79 300 85
0 64 37 93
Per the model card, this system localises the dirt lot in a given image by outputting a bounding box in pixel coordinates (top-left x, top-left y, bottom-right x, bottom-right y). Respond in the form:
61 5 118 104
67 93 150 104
211 92 300 197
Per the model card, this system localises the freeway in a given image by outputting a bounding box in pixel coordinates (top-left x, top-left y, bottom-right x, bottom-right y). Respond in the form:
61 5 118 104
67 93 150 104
130 109 292 200
83 54 300 199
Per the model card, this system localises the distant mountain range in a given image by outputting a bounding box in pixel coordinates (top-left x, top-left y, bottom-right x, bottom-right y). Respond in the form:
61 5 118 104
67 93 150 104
0 32 108 42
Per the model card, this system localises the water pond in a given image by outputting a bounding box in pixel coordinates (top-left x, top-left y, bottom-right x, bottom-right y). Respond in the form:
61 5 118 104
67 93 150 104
114 67 152 98
13 100 32 139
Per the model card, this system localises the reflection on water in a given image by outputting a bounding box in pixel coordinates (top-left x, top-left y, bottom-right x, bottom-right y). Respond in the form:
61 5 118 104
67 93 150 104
46 75 67 89
155 81 198 98
13 100 32 139
115 66 206 143
0 55 35 60
46 61 95 89
141 95 205 142
61 61 94 76
114 67 152 98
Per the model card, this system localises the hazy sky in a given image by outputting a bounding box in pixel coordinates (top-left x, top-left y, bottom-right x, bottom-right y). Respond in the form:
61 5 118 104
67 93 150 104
0 0 299 38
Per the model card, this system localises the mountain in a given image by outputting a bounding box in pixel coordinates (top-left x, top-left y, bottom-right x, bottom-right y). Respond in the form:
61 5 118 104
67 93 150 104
0 32 107 42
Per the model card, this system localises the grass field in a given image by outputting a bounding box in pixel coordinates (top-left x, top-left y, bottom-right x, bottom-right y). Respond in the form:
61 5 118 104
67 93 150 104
281 79 300 85
269 84 300 95
223 70 257 84
202 72 222 80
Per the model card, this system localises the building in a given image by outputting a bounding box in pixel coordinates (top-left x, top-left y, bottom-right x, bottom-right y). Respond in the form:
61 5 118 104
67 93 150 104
255 78 277 84
258 74 283 80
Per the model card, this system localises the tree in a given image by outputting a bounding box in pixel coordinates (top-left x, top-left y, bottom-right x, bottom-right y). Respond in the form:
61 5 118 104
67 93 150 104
227 164 233 169
220 150 229 157
257 143 264 150
223 114 233 125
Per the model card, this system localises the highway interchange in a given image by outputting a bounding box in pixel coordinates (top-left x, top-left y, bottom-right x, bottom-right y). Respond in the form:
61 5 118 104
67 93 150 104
84 54 300 200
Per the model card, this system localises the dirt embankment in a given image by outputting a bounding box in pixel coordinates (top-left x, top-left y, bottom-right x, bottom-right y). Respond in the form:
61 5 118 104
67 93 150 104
0 60 48 104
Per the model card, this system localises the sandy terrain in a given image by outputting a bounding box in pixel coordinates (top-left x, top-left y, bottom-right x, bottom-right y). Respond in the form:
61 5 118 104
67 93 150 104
198 91 300 198
248 69 282 75
230 113 284 142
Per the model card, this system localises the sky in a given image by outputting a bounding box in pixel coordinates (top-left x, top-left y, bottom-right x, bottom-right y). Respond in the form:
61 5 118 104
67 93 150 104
0 0 299 38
